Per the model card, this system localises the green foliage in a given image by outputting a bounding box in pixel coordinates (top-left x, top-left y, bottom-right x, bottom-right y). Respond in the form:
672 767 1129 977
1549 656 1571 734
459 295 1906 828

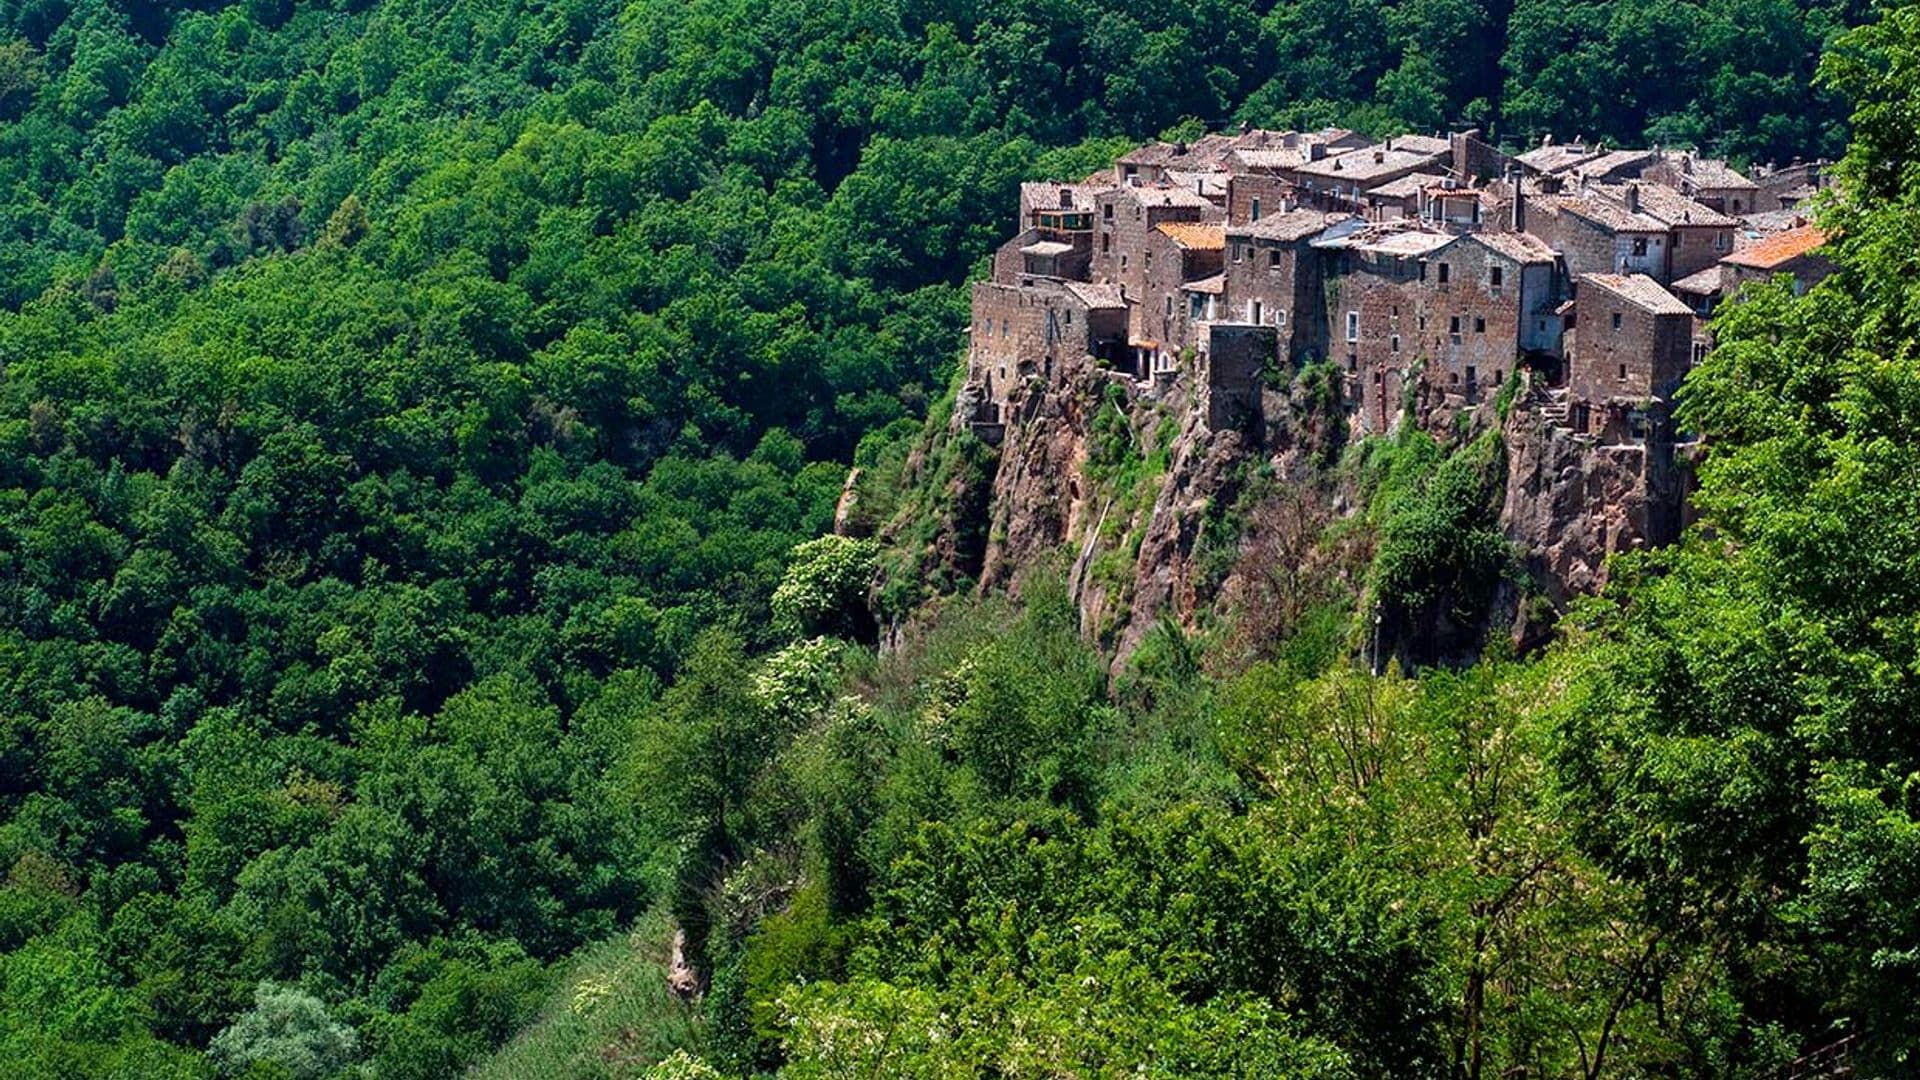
207 982 357 1080
770 537 878 642
1360 427 1517 662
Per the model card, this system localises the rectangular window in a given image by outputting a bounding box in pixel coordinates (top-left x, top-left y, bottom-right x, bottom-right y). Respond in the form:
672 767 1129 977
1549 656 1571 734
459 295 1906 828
1145 252 1153 272
1618 363 1628 380
1233 244 1242 263
1391 334 1401 352
1438 262 1451 283
1104 203 1114 219
1251 197 1262 221
1611 312 1623 331
1102 234 1111 254
1348 354 1358 372
1467 365 1477 384
1449 316 1461 334
1253 301 1264 324
1474 317 1486 333
1489 265 1503 288
1631 238 1649 257
1275 309 1286 326
1269 249 1280 269
1121 255 1128 270
1346 311 1360 342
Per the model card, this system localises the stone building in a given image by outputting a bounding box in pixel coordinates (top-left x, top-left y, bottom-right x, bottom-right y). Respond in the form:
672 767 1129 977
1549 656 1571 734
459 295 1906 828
1641 152 1759 214
1222 210 1359 366
1593 181 1739 280
1720 224 1832 295
1563 273 1694 441
968 278 1127 419
1295 141 1452 210
1135 222 1226 365
1091 184 1218 300
1533 190 1671 280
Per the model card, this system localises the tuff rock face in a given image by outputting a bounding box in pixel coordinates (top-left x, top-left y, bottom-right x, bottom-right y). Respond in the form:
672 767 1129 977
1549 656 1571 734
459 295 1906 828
908 355 1686 670
1499 405 1688 608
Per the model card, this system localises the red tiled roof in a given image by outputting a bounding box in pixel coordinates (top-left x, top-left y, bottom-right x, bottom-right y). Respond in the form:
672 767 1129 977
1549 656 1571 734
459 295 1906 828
1156 222 1226 251
1721 225 1827 269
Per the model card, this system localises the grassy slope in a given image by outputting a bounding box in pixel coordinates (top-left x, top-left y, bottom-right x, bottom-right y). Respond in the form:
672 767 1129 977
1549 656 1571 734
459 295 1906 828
470 909 704 1079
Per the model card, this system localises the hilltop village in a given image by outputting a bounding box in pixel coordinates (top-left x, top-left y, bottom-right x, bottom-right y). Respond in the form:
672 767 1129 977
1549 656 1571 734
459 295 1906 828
949 127 1835 658
963 127 1831 448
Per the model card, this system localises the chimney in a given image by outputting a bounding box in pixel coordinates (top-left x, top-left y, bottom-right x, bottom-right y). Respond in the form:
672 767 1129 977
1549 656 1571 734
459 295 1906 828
1373 149 1385 165
1624 182 1641 213
1511 174 1526 232
1174 141 1189 156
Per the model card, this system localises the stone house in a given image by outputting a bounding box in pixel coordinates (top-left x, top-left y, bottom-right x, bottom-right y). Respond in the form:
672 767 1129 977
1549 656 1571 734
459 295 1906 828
1135 222 1227 366
1563 273 1694 441
1222 210 1358 366
968 278 1128 416
1361 172 1449 221
1091 184 1218 301
1720 224 1832 295
1534 190 1671 280
1593 181 1739 280
1295 141 1452 210
1641 152 1759 214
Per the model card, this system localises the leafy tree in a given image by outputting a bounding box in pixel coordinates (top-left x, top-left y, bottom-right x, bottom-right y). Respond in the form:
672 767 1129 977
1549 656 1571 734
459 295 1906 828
207 982 357 1080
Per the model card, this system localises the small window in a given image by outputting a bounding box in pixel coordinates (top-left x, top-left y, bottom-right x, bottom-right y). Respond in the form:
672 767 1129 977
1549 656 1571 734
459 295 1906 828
1102 234 1111 254
1253 301 1264 324
1618 363 1628 380
1001 319 1009 337
1715 232 1731 252
1611 312 1623 331
1449 315 1461 334
1438 262 1451 283
1489 265 1503 288
1631 238 1649 257
1346 311 1360 342
1121 255 1128 270
1145 252 1153 272
1390 334 1401 352
1251 197 1262 221
1269 249 1281 269
1233 244 1242 263
1275 309 1286 326
1474 317 1486 334
1065 309 1072 325
1732 199 1743 213
1348 355 1358 373
1467 366 1477 384
1104 203 1114 220
1165 296 1174 317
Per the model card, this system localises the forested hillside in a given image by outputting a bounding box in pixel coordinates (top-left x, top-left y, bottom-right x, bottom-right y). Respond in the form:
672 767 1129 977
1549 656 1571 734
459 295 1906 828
0 0 1901 1077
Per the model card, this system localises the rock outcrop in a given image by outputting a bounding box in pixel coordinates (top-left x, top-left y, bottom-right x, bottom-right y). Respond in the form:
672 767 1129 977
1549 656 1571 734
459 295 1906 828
902 352 1687 671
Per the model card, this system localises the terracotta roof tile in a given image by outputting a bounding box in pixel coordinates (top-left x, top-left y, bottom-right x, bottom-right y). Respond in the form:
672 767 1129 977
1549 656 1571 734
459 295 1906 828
1156 222 1226 250
1721 224 1827 269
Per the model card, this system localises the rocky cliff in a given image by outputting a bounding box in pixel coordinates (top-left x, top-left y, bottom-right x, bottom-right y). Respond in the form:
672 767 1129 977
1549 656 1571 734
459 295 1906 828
877 356 1687 671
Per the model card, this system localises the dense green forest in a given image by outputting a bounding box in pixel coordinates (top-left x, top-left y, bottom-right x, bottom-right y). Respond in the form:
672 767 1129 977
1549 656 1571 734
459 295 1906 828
0 0 1909 1076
